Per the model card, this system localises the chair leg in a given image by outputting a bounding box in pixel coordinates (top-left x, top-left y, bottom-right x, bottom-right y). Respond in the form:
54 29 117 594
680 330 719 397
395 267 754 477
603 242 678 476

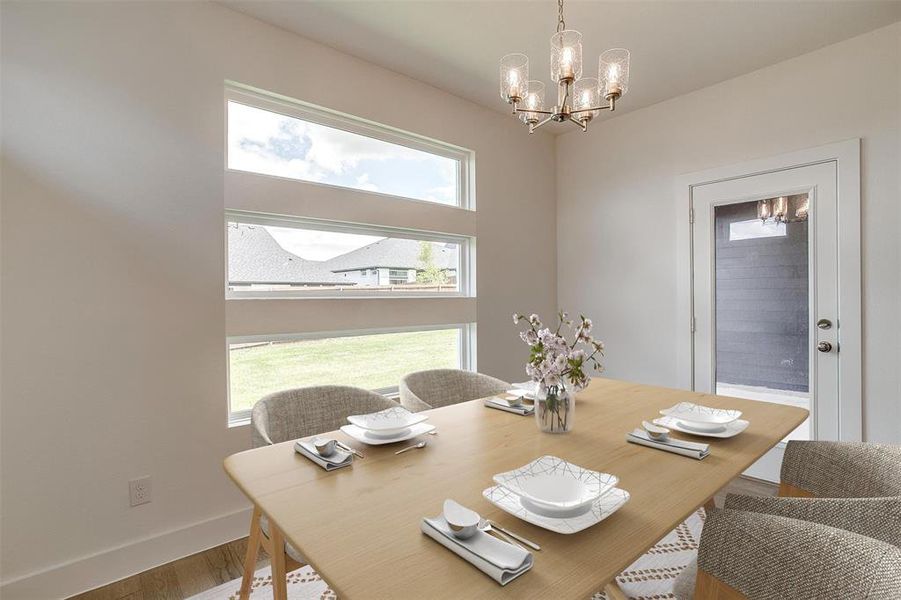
269 522 290 600
239 507 263 600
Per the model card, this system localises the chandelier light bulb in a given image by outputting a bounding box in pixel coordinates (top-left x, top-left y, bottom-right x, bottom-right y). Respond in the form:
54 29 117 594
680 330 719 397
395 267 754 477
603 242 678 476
520 80 546 125
550 30 582 82
561 47 575 79
758 199 773 222
600 48 630 98
573 77 601 122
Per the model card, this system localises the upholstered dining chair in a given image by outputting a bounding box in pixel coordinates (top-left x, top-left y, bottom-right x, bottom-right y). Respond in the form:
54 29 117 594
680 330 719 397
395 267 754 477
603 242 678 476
669 440 901 600
398 368 510 412
241 386 399 600
683 505 901 599
778 440 901 498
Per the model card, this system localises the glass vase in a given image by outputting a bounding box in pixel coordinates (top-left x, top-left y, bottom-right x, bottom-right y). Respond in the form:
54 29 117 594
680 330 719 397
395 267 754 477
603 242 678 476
535 384 575 433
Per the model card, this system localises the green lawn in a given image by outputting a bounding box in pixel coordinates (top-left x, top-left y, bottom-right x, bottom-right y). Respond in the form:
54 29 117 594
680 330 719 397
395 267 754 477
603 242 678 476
229 329 459 411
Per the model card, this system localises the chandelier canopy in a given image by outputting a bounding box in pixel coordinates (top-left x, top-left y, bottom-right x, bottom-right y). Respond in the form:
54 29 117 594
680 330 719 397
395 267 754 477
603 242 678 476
500 0 631 134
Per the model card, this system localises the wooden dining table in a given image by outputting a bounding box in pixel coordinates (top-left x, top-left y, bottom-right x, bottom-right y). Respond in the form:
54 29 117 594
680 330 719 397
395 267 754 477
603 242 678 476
224 377 808 599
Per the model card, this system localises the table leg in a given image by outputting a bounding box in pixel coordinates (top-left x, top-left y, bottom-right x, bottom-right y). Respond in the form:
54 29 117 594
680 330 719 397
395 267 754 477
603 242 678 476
270 522 290 600
239 506 262 600
604 581 629 600
704 496 717 512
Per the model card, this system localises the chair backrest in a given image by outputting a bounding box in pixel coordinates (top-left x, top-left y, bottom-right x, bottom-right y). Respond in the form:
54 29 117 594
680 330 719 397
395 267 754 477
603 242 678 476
780 441 901 498
251 385 399 447
697 508 901 599
399 369 510 411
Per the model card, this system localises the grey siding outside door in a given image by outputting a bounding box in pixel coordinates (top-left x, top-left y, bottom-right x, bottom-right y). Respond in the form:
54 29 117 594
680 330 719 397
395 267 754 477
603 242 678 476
714 201 809 392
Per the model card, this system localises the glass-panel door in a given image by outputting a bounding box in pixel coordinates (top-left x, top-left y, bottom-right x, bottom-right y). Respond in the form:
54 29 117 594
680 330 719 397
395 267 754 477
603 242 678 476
692 162 839 482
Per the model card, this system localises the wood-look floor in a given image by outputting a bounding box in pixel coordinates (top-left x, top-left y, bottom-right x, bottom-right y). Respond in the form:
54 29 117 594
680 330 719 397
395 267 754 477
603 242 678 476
69 476 776 600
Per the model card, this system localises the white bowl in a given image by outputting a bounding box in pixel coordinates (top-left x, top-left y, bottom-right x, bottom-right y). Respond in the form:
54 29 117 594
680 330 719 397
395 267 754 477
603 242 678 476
346 406 428 436
659 402 741 426
493 455 618 514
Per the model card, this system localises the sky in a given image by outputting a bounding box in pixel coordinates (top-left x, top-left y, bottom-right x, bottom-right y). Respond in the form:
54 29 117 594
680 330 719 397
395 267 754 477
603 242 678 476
264 225 382 261
227 101 458 205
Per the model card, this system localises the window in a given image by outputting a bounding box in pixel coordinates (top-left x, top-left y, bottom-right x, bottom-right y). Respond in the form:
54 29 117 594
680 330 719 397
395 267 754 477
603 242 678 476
224 85 477 426
227 325 474 424
227 90 472 208
227 214 471 297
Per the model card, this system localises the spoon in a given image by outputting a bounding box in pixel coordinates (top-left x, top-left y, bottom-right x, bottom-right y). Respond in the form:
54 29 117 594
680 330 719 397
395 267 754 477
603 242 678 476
642 420 670 440
336 441 364 459
312 437 337 456
478 519 527 550
395 440 427 455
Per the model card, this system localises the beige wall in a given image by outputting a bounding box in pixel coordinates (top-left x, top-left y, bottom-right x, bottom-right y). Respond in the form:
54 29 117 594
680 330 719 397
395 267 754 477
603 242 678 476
557 23 900 443
0 2 556 595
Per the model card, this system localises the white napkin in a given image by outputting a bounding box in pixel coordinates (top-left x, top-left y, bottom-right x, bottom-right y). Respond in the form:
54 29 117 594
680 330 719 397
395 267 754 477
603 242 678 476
484 397 535 416
421 515 533 585
294 440 353 471
626 429 710 460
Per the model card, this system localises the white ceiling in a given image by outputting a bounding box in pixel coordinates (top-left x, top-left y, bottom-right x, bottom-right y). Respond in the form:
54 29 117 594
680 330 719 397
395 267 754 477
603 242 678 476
223 1 901 133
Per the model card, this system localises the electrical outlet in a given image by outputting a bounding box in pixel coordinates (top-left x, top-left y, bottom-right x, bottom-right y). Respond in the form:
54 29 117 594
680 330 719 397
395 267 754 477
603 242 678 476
129 476 152 507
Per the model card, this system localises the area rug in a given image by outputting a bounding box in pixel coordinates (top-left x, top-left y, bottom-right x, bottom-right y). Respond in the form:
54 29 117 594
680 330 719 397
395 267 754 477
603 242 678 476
186 564 335 600
593 508 706 600
188 509 704 600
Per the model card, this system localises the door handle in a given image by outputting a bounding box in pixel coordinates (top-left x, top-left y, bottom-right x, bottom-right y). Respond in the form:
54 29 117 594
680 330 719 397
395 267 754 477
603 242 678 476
817 341 833 353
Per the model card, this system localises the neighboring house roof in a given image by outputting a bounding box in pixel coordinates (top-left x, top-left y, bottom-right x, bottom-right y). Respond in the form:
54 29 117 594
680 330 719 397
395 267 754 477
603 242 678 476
228 224 345 285
322 238 457 272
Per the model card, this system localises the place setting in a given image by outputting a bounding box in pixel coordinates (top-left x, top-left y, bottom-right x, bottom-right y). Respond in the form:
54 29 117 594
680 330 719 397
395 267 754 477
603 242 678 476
295 406 436 469
626 401 749 460
340 405 436 445
654 401 749 438
483 388 535 416
421 453 630 585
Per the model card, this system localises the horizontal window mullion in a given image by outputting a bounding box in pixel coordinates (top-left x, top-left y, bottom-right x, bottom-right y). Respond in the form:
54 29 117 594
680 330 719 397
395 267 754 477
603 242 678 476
226 297 477 339
225 171 476 236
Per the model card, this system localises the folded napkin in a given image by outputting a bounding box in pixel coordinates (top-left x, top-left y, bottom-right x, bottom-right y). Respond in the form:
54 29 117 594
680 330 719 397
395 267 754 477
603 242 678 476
294 440 353 471
626 429 710 460
421 515 533 585
484 396 534 416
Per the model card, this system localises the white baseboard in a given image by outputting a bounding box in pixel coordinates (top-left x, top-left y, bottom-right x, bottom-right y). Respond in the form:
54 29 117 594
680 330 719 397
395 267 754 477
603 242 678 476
0 507 252 599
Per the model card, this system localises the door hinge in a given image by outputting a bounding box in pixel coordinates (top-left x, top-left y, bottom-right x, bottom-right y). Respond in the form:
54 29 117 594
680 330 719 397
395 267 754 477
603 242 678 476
689 207 695 224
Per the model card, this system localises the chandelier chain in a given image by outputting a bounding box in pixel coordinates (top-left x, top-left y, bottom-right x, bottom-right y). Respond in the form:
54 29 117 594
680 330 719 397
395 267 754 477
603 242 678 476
556 0 565 32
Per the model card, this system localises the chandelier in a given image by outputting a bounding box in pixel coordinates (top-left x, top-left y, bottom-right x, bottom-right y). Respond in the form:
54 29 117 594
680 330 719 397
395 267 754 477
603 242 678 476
499 0 631 134
757 195 810 224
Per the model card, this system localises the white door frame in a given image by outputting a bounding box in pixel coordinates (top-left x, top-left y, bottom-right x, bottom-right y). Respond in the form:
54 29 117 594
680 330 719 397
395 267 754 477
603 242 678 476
674 139 861 442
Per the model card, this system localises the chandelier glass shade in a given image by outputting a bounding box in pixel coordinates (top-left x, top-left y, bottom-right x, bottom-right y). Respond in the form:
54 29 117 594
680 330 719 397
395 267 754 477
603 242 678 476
500 0 631 133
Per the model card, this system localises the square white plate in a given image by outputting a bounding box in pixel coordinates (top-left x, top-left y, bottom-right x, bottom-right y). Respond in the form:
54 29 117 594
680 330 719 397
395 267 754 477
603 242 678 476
339 422 435 445
659 402 742 426
492 455 618 513
482 485 629 534
346 406 428 436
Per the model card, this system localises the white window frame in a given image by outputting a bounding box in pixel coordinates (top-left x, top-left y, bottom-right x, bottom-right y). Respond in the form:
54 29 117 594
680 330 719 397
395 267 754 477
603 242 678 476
227 323 476 427
225 83 475 210
226 211 475 299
